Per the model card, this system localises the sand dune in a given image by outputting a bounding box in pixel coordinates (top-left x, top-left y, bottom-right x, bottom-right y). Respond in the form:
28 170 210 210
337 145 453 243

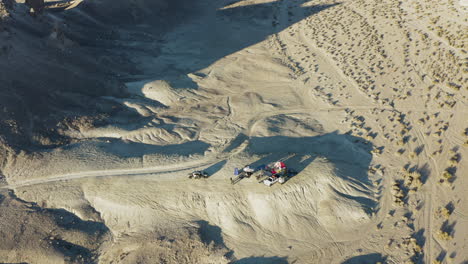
0 0 467 263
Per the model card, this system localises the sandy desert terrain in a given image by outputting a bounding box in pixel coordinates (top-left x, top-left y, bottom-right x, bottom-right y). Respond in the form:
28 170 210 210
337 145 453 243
0 0 467 263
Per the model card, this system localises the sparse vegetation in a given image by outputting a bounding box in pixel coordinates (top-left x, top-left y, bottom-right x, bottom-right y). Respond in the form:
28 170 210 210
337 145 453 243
448 153 460 166
392 181 406 206
442 170 454 181
436 206 452 220
436 230 452 241
1 0 467 263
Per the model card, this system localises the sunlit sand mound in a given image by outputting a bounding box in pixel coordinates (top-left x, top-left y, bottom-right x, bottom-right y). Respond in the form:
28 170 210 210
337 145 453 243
98 227 230 264
70 156 375 261
81 158 375 236
11 126 379 262
0 189 230 264
139 80 183 107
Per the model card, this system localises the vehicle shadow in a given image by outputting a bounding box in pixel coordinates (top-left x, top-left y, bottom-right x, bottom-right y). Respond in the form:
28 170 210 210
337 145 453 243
232 256 289 264
341 253 386 264
204 160 228 177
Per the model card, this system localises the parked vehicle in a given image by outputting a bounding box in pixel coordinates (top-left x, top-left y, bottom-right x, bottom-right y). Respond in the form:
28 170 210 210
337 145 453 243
188 171 209 179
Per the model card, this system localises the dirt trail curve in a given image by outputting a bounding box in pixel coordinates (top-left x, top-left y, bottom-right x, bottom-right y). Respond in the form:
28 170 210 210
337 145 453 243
0 157 225 189
3 103 461 191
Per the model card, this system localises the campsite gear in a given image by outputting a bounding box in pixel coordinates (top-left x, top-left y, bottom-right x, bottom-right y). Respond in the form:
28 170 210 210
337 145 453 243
261 162 297 186
243 166 254 177
243 166 254 173
231 165 256 184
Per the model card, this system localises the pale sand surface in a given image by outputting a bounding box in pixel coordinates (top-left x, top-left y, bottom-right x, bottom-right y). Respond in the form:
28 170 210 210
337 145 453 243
0 0 467 263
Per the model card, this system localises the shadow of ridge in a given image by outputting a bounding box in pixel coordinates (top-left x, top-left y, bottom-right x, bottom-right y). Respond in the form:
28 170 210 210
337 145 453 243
56 139 211 159
0 0 340 154
49 238 95 263
223 133 249 153
8 191 110 237
204 160 228 176
229 132 377 210
248 132 376 209
245 131 373 182
102 139 210 158
211 1 340 59
55 0 340 90
247 131 372 160
142 1 340 87
4 191 108 264
195 220 226 248
341 253 386 264
45 208 109 236
333 188 377 210
232 256 288 264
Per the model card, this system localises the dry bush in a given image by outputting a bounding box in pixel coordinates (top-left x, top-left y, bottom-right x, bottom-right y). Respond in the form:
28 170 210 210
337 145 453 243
436 207 451 219
403 169 423 190
436 230 452 240
442 169 454 181
391 181 406 206
448 153 460 166
396 148 406 156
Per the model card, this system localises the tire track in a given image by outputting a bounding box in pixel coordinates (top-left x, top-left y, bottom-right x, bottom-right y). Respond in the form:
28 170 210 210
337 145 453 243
414 126 439 263
1 157 223 190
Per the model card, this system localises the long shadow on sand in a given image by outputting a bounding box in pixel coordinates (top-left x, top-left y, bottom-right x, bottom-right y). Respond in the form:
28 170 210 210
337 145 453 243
226 132 377 209
0 0 339 151
139 0 339 86
1 0 339 151
81 0 338 76
204 160 228 176
59 0 339 85
233 256 289 264
341 253 386 264
196 220 226 248
162 0 338 78
98 139 210 158
45 207 109 263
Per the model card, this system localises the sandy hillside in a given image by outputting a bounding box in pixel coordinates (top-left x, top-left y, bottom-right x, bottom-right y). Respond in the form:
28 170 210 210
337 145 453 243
0 0 467 263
